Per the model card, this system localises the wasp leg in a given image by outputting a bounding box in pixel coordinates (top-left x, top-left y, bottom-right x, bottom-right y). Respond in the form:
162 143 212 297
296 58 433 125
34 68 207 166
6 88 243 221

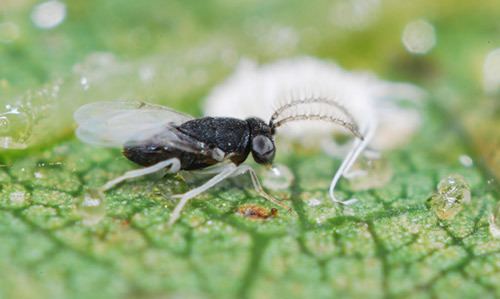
100 158 181 192
168 163 293 226
329 124 376 205
233 165 292 213
168 163 238 226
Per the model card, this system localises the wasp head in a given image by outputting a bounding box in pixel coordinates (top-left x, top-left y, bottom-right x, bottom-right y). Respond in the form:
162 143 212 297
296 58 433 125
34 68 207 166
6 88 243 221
246 117 276 166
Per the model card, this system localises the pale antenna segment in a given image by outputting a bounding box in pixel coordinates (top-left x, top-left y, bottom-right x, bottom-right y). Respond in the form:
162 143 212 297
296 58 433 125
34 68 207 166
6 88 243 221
269 93 364 140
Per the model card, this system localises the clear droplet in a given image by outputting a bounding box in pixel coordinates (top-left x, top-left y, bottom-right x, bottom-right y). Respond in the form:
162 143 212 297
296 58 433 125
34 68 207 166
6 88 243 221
428 174 471 220
0 105 33 149
31 0 66 29
489 203 500 239
483 48 500 94
307 198 322 207
80 77 89 91
402 19 436 55
346 152 393 191
459 155 473 167
262 163 294 190
78 190 105 226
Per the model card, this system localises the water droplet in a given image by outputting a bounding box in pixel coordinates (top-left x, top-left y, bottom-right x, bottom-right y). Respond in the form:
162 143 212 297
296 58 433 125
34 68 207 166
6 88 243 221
459 155 473 167
483 48 500 94
0 105 33 149
346 153 393 190
307 198 322 207
78 190 105 226
31 0 66 29
10 191 26 204
262 163 294 190
80 77 89 91
489 203 500 239
0 116 9 130
402 19 436 55
428 174 471 220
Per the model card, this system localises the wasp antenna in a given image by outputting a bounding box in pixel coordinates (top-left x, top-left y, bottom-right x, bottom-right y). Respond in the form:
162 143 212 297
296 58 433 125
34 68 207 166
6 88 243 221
272 114 363 140
269 95 364 140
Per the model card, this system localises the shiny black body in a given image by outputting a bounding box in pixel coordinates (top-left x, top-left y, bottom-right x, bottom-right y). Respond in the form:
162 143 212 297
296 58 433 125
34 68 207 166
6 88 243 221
123 117 275 170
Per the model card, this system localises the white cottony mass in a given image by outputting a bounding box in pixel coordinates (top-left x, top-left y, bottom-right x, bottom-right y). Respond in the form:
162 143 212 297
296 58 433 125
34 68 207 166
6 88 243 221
204 57 425 204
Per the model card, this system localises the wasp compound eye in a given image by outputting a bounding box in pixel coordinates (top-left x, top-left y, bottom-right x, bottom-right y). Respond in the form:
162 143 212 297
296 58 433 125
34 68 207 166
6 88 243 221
251 135 275 164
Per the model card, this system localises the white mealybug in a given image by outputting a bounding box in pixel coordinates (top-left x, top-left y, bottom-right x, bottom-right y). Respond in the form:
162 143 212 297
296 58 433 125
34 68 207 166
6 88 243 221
204 56 424 204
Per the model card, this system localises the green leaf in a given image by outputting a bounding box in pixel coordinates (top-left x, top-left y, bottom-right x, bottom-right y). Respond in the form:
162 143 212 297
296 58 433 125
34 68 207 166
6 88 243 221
1 104 499 299
1 1 500 298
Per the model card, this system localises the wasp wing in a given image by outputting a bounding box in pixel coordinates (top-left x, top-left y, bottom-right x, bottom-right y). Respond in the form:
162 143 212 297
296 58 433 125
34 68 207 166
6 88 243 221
74 100 192 147
74 100 225 161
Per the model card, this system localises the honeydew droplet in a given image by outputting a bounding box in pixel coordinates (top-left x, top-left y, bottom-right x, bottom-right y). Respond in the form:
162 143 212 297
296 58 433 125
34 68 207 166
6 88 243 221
307 198 322 207
428 174 470 220
80 76 89 91
262 163 294 190
79 190 105 226
458 155 473 167
0 105 32 149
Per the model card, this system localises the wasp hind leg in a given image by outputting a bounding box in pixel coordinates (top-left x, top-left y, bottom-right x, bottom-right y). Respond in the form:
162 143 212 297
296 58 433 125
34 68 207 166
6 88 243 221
329 125 375 206
100 158 181 192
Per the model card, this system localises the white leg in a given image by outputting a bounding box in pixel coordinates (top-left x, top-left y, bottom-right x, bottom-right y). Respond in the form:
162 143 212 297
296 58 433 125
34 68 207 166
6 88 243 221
329 121 377 205
100 158 181 192
233 165 292 212
168 163 292 226
168 163 238 226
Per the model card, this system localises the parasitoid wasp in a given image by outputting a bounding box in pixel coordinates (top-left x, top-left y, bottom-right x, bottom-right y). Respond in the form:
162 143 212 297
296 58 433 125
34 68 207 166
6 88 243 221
74 99 363 225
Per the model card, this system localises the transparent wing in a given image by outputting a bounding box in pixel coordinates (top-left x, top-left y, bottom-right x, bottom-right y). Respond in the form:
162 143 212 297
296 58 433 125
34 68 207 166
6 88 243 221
74 100 193 147
74 100 226 161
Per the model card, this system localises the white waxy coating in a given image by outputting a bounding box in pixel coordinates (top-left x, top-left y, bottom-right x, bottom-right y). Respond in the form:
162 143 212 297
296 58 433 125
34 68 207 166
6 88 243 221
204 57 424 150
204 57 424 204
